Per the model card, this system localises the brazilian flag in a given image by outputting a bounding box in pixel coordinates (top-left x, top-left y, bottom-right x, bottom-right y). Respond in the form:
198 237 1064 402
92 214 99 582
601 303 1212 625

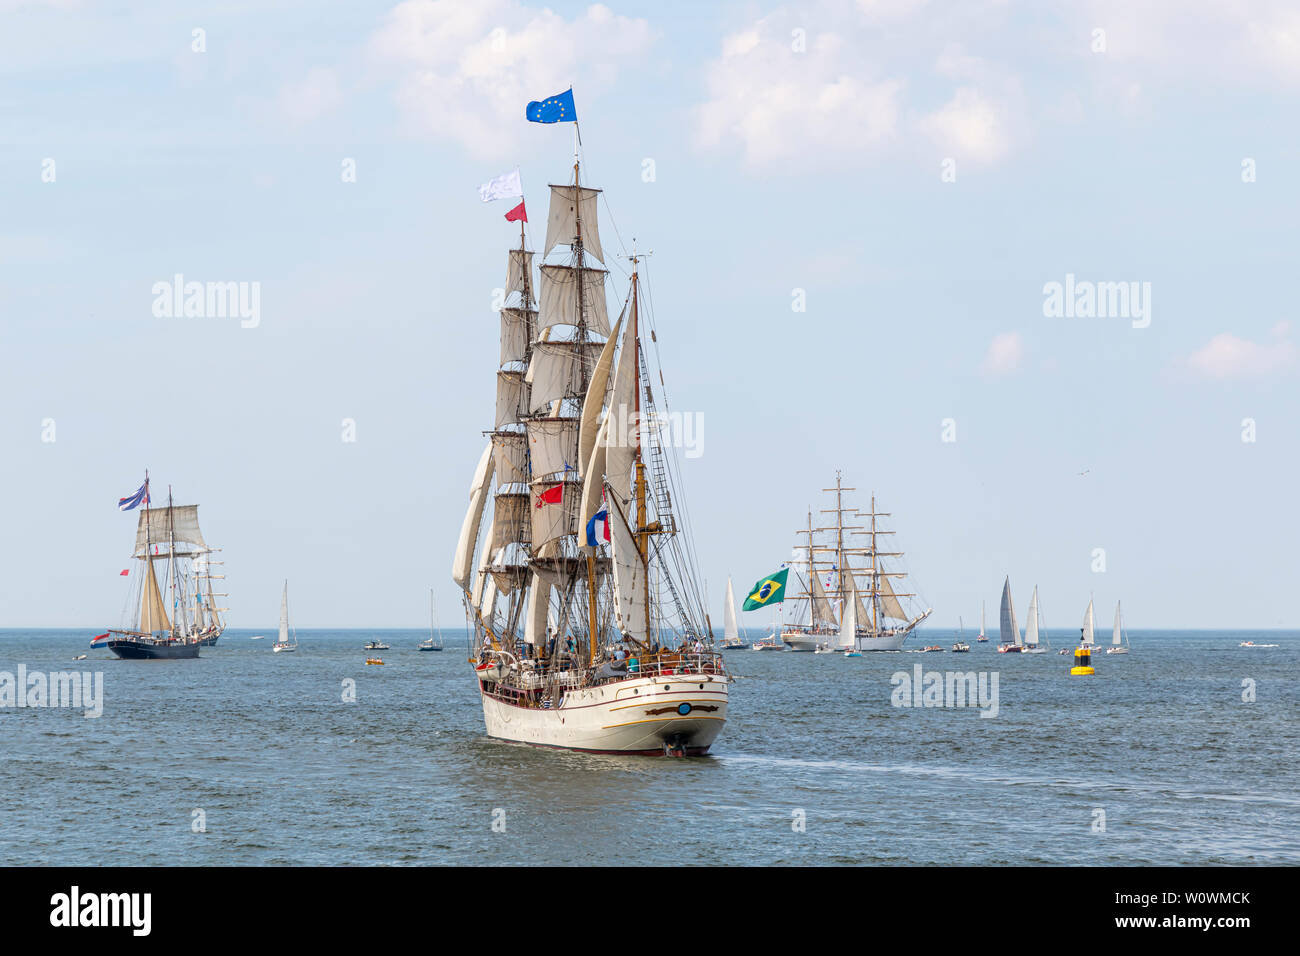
742 568 789 611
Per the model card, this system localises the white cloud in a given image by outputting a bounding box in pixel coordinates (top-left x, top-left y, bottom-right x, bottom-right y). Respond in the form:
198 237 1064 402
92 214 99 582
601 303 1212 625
693 4 1021 171
1183 331 1298 381
367 0 654 158
981 332 1025 376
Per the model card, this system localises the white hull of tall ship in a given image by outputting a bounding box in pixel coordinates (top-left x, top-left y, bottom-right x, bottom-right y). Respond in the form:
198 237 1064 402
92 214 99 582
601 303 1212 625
477 671 729 756
780 629 822 652
852 631 908 652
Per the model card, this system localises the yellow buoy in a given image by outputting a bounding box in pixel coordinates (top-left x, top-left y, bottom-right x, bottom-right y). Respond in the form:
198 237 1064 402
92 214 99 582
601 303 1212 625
1070 645 1095 676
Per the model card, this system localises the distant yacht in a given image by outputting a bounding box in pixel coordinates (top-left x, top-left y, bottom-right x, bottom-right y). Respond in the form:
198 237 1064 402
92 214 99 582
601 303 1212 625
1106 601 1130 654
364 639 390 651
952 616 970 652
720 577 746 649
418 588 443 651
1080 598 1097 651
976 601 988 642
272 580 298 653
996 577 1023 653
1021 586 1050 654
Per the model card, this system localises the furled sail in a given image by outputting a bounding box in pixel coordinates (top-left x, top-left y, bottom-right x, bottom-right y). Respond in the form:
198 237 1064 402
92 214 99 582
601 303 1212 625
525 417 579 480
838 580 858 649
544 184 603 263
133 505 206 556
538 265 610 337
999 576 1019 644
452 442 495 592
506 249 534 298
608 495 647 644
1024 586 1040 646
526 341 603 414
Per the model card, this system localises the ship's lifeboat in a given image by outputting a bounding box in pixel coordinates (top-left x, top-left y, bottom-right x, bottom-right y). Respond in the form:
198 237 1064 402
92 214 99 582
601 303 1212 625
476 661 504 682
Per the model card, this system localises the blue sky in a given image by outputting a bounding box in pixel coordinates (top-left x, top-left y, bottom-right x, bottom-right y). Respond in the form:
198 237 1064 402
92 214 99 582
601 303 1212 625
2 0 1298 629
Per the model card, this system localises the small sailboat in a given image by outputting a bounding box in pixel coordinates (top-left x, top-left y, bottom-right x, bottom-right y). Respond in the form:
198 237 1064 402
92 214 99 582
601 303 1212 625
835 580 859 656
418 588 444 651
976 601 988 642
1021 586 1049 654
721 577 746 649
952 615 970 652
1080 598 1097 651
1105 601 1130 654
272 580 298 653
751 607 784 650
996 577 1022 653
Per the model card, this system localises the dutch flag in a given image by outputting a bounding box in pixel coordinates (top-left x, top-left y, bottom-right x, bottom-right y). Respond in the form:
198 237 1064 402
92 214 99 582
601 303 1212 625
118 480 150 511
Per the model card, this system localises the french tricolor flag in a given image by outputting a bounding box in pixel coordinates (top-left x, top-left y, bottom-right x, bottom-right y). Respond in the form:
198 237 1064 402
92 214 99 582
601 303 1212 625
118 480 150 511
585 509 610 547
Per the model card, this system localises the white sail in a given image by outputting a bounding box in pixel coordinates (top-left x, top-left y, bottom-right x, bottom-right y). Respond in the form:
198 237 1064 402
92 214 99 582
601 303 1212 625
578 314 622 477
138 555 171 633
526 417 579 479
1082 599 1096 645
603 310 639 509
810 573 836 627
838 580 858 649
1024 586 1039 646
538 264 610 336
723 577 738 641
494 370 530 428
506 249 533 298
452 442 495 592
524 570 553 645
878 573 908 620
608 494 647 644
499 307 532 366
1112 601 1122 645
133 504 206 556
526 341 604 414
529 479 579 550
999 577 1019 644
491 432 528 486
488 491 529 552
979 600 985 639
479 576 499 628
544 184 604 263
278 580 289 644
579 416 608 536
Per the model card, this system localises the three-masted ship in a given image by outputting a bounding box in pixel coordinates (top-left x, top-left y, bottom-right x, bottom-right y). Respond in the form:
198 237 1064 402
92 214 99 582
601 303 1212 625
106 478 225 659
781 473 932 652
451 136 728 756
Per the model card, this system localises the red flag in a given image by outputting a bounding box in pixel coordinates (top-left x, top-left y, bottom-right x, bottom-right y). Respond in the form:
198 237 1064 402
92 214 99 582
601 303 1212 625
119 569 129 576
536 484 563 508
505 199 527 223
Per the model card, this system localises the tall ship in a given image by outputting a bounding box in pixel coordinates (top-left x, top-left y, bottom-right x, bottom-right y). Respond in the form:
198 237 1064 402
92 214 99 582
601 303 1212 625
105 476 224 659
781 473 932 652
451 117 728 756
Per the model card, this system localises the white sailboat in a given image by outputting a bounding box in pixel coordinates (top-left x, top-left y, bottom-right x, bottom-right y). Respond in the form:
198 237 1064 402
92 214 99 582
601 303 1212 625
1021 586 1049 653
997 576 1022 652
721 576 745 649
976 600 987 642
419 588 444 651
1106 600 1130 654
272 580 297 653
1081 598 1096 649
838 579 860 656
752 606 784 650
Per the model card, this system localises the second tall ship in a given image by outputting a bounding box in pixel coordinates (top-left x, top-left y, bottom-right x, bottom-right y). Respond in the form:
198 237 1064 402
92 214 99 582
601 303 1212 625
781 473 932 652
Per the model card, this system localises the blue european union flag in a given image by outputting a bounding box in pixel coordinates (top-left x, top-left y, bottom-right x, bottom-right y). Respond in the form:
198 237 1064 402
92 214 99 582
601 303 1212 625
526 89 577 124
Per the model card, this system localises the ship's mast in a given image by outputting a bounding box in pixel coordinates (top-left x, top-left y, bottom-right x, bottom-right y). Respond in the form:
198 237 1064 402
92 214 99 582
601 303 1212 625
167 485 177 639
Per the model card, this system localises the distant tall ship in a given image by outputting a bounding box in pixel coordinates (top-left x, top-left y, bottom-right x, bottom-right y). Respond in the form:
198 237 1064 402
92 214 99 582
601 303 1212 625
451 108 728 756
105 476 223 659
781 473 931 652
